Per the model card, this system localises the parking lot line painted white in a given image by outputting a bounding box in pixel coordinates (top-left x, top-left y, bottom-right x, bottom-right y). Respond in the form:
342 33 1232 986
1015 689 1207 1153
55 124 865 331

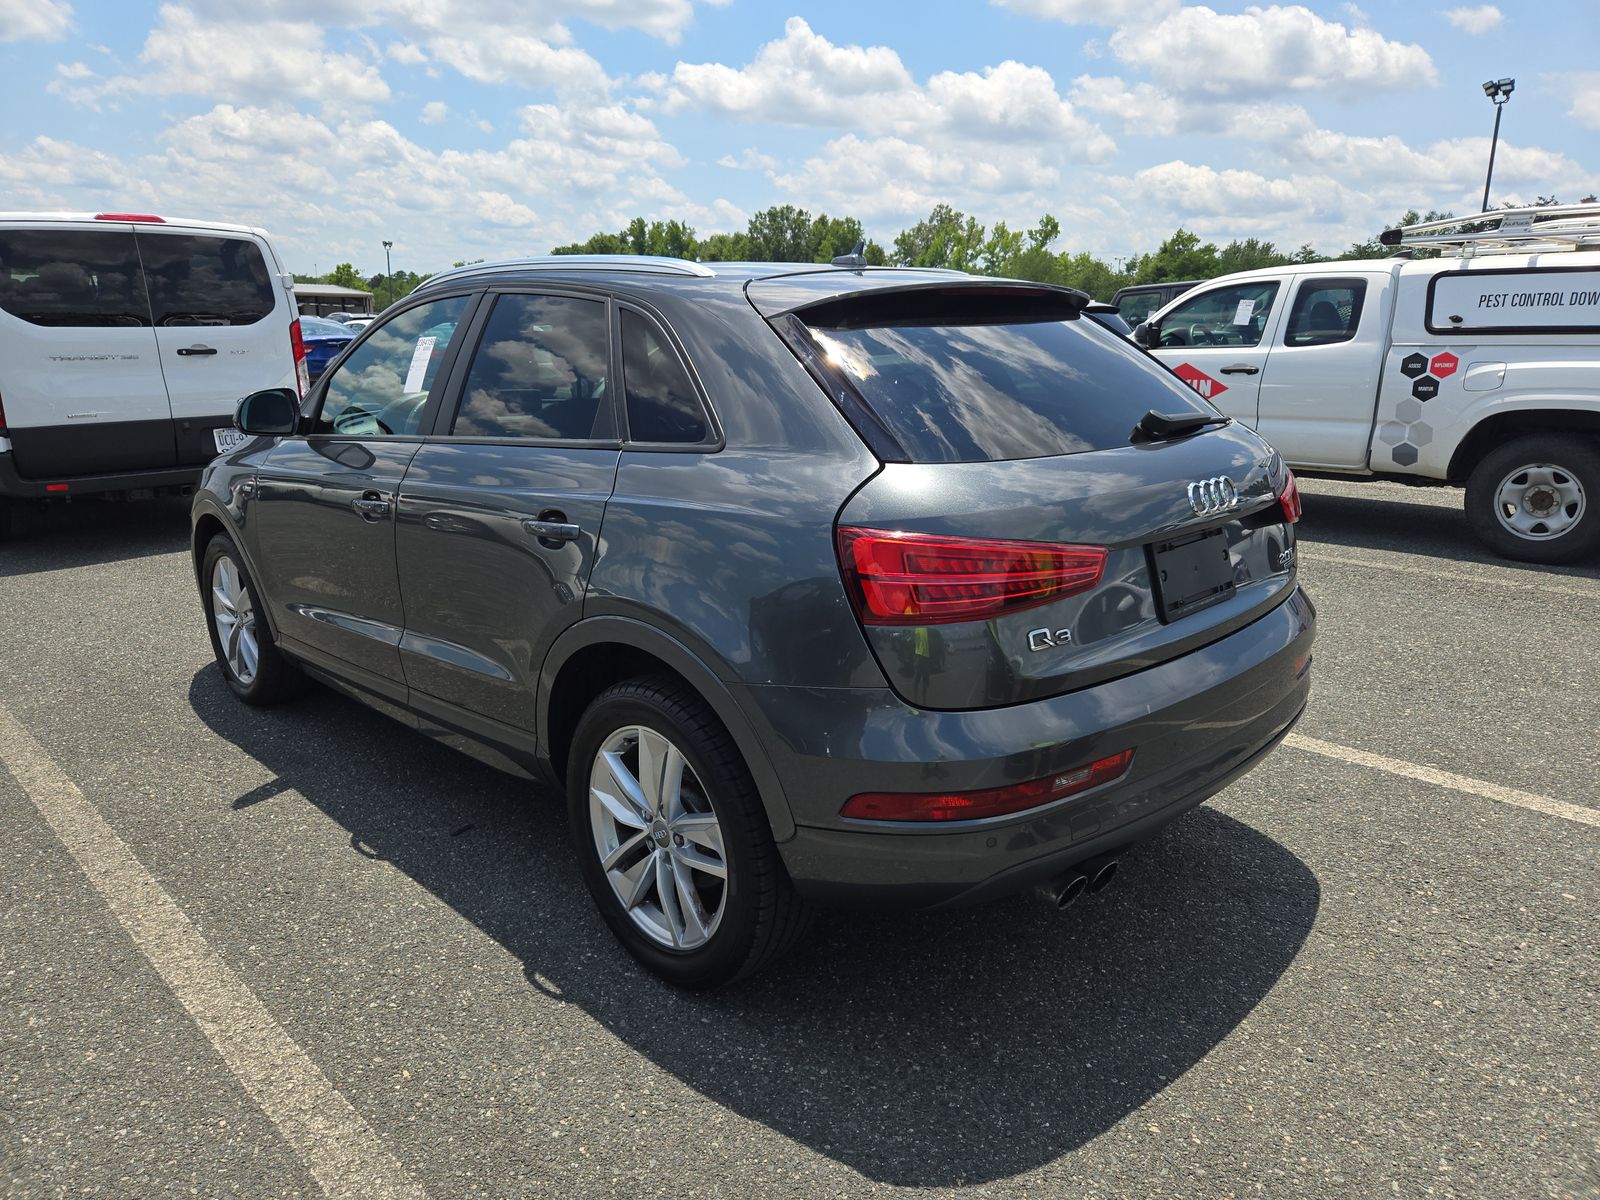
1302 548 1600 600
1285 733 1600 829
0 701 426 1200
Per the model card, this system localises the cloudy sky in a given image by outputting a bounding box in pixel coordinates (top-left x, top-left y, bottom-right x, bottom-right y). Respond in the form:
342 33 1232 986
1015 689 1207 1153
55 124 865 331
2 0 1596 276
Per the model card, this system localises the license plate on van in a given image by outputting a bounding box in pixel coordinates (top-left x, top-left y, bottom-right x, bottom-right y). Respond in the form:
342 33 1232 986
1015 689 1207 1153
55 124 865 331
213 427 251 455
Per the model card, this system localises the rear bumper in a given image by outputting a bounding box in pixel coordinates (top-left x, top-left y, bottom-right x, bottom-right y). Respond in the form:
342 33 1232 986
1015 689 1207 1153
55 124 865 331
0 450 203 500
752 586 1315 909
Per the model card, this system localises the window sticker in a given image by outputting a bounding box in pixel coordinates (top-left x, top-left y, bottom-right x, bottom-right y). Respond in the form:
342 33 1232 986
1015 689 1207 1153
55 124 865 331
1232 299 1255 326
402 335 437 393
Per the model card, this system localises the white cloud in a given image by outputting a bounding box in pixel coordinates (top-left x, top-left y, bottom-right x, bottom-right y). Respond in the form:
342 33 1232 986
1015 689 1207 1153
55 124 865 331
1569 72 1600 131
1442 5 1502 35
990 0 1174 25
475 191 537 226
54 59 91 78
385 40 426 63
1071 75 1314 140
717 148 778 172
421 31 610 94
420 100 448 124
1111 4 1436 99
658 17 1113 159
0 0 72 41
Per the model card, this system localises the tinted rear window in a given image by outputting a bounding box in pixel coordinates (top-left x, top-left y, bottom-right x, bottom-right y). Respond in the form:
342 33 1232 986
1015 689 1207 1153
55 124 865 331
801 306 1214 463
137 233 276 326
0 229 151 327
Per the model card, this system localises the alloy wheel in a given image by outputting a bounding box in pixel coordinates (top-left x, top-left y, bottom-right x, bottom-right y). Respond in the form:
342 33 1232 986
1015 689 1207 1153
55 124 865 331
210 556 260 686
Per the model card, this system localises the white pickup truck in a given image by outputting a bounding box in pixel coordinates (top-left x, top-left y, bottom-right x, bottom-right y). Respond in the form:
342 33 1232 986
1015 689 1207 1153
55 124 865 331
1134 206 1600 563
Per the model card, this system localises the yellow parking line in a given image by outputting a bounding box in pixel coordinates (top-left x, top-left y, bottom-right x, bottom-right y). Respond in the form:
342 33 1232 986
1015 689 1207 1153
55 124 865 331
1286 733 1600 828
0 701 426 1199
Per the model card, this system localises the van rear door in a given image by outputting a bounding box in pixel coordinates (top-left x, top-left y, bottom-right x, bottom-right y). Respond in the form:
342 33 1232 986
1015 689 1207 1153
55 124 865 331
0 224 173 478
137 228 295 465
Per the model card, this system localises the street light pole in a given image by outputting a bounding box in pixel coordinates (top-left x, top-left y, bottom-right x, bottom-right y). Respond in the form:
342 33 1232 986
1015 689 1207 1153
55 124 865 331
382 240 394 311
1480 77 1514 213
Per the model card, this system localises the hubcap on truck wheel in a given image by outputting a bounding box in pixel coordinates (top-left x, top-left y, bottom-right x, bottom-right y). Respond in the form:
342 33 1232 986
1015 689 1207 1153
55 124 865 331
210 556 259 686
589 725 728 951
1494 463 1585 541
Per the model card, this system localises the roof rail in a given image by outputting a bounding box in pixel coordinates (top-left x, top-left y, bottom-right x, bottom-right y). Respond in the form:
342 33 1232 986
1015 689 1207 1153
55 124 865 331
419 254 717 291
1380 203 1600 257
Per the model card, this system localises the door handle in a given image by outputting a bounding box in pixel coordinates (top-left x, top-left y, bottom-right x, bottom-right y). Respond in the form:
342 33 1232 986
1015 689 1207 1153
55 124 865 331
1220 363 1259 375
352 493 390 520
522 516 581 545
176 345 218 356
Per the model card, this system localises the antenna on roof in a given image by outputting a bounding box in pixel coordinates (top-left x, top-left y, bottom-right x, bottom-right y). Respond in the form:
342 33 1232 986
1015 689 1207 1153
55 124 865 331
830 239 868 269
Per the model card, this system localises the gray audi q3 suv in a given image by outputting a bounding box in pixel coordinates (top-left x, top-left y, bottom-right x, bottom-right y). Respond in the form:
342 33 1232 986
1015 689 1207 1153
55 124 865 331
192 256 1314 987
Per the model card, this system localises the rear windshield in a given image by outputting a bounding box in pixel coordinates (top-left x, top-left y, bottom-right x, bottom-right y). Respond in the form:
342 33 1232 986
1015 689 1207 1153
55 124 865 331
800 303 1214 463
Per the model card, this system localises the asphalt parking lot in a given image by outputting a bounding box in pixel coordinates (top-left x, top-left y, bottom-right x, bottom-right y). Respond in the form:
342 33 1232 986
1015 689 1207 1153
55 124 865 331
1 476 1596 1199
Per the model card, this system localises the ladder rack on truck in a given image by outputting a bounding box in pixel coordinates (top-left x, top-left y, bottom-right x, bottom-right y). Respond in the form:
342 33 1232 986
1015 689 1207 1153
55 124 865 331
1381 203 1600 257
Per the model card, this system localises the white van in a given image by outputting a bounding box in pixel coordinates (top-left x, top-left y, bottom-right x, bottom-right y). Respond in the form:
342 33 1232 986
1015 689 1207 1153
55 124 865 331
1135 205 1600 563
0 212 307 534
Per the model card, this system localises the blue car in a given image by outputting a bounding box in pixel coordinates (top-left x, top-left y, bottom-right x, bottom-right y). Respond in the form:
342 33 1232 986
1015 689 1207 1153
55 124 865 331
297 316 355 382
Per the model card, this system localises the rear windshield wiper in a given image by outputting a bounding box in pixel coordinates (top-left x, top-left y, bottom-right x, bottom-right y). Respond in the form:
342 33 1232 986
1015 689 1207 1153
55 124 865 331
1130 409 1231 443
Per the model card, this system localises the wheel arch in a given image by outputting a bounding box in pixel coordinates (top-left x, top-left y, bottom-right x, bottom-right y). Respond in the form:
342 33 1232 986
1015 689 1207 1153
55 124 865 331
538 617 795 842
1448 408 1600 483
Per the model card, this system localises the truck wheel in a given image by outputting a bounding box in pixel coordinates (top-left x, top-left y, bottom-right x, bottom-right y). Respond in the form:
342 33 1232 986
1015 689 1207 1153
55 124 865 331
1465 435 1600 564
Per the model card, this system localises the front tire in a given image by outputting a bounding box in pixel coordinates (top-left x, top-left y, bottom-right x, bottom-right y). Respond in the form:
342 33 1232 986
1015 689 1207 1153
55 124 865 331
201 533 304 705
1465 435 1600 564
567 676 809 988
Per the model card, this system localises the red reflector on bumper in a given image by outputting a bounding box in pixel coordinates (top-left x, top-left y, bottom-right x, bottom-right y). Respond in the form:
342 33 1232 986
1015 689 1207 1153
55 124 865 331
841 748 1135 822
45 483 69 493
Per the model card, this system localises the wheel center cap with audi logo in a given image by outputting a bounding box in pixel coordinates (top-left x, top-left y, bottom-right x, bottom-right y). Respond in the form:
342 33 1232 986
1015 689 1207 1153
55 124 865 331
1173 362 1229 401
1187 476 1239 516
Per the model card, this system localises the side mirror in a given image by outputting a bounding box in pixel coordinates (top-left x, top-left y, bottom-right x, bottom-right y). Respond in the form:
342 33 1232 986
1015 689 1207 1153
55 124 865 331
1134 321 1159 348
236 388 300 436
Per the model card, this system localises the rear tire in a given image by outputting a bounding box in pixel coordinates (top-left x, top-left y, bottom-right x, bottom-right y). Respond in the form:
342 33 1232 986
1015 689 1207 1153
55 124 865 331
1465 435 1600 564
567 675 810 989
201 533 305 705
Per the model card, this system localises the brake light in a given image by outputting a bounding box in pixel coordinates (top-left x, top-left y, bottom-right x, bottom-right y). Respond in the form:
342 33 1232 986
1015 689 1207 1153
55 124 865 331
842 749 1135 822
289 318 309 397
0 390 7 433
837 527 1107 626
94 212 165 223
1277 469 1302 525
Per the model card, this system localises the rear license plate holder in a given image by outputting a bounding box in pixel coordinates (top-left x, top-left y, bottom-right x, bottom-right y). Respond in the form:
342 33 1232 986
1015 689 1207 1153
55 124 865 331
1150 528 1236 623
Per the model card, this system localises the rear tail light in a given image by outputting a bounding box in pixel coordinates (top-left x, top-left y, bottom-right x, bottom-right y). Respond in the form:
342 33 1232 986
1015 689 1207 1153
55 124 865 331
289 319 309 397
0 390 7 434
94 212 165 223
842 748 1136 822
837 527 1107 626
1277 469 1302 525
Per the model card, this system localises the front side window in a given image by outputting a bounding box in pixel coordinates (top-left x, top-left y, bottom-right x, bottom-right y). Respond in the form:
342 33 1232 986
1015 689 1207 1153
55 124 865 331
1158 281 1281 348
315 295 470 437
450 294 611 440
620 308 709 444
0 229 150 327
1283 278 1367 347
1116 290 1164 328
138 233 276 326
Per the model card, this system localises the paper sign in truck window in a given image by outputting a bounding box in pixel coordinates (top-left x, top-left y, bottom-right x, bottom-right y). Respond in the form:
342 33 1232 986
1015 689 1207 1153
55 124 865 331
1232 299 1255 325
1428 267 1600 334
403 336 437 393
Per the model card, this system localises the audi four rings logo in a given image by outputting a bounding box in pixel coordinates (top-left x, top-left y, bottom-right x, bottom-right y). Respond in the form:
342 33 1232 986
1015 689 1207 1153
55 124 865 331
1186 476 1239 516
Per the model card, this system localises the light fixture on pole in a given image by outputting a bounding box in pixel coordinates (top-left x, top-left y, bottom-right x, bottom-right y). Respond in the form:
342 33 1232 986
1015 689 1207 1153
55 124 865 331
382 239 394 311
1480 77 1514 213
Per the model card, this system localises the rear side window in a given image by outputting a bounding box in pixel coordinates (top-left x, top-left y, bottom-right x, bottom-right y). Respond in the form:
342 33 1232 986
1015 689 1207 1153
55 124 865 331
0 229 151 327
450 294 611 440
620 308 709 444
800 299 1214 463
138 233 276 326
1284 278 1367 347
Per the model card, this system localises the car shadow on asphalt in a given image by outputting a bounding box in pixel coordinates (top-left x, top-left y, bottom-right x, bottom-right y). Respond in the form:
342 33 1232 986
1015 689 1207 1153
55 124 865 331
189 666 1320 1187
1296 489 1600 580
0 497 192 578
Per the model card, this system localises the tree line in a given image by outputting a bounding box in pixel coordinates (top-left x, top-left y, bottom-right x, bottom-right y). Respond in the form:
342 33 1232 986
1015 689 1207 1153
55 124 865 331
295 194 1596 306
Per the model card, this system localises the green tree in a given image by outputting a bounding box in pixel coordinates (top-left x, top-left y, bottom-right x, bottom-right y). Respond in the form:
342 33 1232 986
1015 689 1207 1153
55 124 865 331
697 231 751 261
745 205 816 261
892 204 986 269
1215 238 1289 274
326 262 365 290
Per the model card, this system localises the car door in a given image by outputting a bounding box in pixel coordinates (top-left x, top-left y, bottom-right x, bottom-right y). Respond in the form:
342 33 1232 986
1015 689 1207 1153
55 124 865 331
394 289 621 736
0 224 172 478
138 229 296 466
1149 278 1285 427
1254 273 1388 469
248 291 477 696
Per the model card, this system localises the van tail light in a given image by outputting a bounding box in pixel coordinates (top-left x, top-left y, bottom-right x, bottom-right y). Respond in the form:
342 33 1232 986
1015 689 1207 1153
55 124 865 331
0 391 7 434
289 318 309 397
836 527 1107 626
94 212 165 223
842 748 1136 822
1277 469 1302 525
